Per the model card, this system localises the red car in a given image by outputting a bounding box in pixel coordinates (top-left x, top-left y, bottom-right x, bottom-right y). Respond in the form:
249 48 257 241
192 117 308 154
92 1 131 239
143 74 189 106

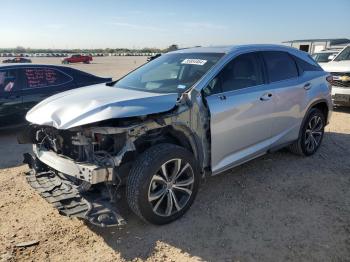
62 54 92 64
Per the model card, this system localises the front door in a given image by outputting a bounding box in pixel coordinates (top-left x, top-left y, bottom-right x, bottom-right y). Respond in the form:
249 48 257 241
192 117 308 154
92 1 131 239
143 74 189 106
204 52 275 174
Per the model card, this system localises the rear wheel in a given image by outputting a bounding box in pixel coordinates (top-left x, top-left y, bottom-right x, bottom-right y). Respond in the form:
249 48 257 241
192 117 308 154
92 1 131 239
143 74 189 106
126 143 200 225
289 108 325 156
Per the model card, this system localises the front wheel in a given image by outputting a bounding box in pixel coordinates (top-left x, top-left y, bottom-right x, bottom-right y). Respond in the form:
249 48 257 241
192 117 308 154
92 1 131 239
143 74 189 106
289 108 326 156
126 143 200 225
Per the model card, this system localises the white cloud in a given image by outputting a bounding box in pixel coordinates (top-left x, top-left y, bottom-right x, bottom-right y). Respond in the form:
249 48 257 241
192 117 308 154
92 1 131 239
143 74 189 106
126 10 145 15
106 22 165 32
181 22 228 30
44 24 64 30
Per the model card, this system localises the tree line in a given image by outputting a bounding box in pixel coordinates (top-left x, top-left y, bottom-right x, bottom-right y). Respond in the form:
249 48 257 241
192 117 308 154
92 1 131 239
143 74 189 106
0 45 179 54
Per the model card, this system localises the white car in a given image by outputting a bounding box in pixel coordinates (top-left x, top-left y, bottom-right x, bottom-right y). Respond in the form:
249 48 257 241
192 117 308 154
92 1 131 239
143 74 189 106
321 45 350 106
312 49 340 66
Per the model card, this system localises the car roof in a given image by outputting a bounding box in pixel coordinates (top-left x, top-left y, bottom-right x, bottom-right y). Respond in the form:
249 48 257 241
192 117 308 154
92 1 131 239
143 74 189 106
170 44 304 55
170 44 320 68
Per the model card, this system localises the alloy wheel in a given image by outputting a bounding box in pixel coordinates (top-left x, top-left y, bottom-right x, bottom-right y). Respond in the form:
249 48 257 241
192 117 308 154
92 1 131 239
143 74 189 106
304 115 324 153
148 158 194 217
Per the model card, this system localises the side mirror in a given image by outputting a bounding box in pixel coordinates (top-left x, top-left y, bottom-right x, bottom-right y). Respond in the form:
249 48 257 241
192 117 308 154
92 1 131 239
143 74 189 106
328 54 336 61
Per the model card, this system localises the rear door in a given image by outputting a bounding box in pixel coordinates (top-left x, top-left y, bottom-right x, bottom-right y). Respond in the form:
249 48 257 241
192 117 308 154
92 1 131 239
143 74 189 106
0 68 25 126
204 52 275 174
21 66 75 113
261 51 306 144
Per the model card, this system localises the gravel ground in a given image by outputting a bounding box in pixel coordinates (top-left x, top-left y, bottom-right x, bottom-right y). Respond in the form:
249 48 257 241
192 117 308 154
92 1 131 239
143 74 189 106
0 57 349 261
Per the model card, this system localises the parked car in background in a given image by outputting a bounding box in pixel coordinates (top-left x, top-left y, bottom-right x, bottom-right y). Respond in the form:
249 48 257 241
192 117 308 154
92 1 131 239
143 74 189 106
0 64 111 127
21 45 332 227
312 49 340 65
2 57 32 63
62 54 93 64
321 45 350 106
147 53 161 62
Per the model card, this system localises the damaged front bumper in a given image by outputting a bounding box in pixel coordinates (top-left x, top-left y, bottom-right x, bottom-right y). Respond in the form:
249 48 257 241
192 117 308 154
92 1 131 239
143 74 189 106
32 145 113 184
23 153 126 227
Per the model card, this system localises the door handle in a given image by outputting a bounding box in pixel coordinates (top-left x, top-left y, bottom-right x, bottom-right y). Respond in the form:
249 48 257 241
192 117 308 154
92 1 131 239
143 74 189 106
303 82 312 90
260 93 272 101
5 95 20 99
218 95 227 100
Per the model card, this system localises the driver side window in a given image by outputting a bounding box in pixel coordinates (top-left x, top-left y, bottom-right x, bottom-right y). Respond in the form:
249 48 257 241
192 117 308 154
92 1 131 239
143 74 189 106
203 52 263 96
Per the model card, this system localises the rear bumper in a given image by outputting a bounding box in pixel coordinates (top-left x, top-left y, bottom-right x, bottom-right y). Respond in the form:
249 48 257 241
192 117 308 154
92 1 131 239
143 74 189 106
23 153 125 227
331 86 350 105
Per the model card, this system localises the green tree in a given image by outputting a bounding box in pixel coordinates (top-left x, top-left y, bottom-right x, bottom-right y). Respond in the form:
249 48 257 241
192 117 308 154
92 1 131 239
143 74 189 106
164 44 178 52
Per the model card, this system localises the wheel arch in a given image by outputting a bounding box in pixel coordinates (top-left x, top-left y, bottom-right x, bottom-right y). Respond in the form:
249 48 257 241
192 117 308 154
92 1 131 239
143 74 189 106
307 99 330 124
290 99 328 156
133 124 203 164
299 99 329 138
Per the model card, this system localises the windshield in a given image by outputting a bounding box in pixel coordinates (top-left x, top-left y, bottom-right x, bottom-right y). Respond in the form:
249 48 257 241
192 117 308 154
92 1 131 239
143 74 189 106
312 52 335 63
334 46 350 61
115 52 224 93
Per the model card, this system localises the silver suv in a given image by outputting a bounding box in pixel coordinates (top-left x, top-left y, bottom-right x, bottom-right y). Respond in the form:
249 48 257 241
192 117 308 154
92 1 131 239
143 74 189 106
20 45 332 227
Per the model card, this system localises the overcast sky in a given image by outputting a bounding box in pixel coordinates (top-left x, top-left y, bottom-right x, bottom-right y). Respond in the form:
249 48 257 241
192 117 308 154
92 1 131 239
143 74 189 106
1 0 350 49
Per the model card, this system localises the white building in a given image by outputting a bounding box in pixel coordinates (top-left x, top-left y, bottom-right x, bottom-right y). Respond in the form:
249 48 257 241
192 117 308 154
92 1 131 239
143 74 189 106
283 38 350 54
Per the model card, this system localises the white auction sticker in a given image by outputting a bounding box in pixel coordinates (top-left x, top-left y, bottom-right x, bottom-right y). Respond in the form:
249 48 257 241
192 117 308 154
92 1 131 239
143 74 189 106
181 59 207 66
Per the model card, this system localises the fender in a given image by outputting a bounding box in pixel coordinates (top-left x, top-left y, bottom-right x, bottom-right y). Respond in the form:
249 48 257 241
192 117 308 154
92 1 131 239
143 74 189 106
171 124 204 170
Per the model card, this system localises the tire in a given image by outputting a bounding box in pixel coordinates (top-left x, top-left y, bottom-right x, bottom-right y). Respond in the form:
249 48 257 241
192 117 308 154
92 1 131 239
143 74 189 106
126 143 200 225
289 108 326 156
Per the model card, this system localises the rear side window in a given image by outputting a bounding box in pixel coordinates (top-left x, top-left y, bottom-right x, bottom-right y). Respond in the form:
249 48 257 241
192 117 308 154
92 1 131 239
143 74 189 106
0 69 19 93
24 67 73 89
73 69 105 86
292 55 322 73
262 51 298 82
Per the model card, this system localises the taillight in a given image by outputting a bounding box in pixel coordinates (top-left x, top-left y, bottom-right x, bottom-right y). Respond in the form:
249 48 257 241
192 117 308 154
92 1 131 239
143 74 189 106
326 75 333 84
326 75 333 91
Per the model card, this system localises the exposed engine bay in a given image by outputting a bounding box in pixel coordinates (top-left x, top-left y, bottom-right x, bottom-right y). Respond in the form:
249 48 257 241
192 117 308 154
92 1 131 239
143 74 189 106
19 91 211 227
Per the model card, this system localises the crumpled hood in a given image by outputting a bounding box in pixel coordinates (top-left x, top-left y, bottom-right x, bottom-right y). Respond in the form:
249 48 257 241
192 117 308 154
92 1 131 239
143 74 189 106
321 60 350 73
26 83 179 129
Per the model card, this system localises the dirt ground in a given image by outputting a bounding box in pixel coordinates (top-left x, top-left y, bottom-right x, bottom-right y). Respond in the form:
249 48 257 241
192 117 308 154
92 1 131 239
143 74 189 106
0 57 350 261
